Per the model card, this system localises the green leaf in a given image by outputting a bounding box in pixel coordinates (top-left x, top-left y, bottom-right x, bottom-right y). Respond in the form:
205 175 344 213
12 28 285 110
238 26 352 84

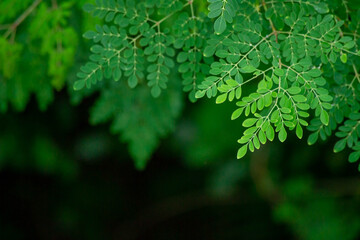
308 69 322 77
177 52 188 62
231 108 243 120
113 67 121 81
259 130 267 144
237 145 248 159
83 31 96 39
296 124 303 139
266 125 275 141
83 3 95 12
128 75 138 88
274 68 284 77
195 91 206 99
241 65 257 73
253 136 260 149
208 0 235 34
151 86 161 98
216 93 228 104
73 80 86 90
349 151 360 163
307 132 318 145
214 15 226 34
334 139 346 153
293 95 307 102
235 87 242 99
278 126 287 142
313 2 329 14
287 87 301 95
320 109 329 125
281 107 291 114
344 41 355 49
340 53 347 63
243 118 257 127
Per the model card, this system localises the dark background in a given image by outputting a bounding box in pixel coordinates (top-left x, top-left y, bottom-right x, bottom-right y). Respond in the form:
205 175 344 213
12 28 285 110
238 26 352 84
1 91 359 240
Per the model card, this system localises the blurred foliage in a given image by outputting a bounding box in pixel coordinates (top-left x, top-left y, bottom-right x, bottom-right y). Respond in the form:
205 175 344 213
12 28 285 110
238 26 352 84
0 0 360 240
90 79 183 169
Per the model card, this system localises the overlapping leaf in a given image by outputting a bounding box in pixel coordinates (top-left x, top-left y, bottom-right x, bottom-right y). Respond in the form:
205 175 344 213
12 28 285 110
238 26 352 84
197 1 358 161
76 0 193 98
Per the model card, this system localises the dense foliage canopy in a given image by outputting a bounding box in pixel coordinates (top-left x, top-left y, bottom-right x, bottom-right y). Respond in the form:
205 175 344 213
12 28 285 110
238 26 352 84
70 0 360 170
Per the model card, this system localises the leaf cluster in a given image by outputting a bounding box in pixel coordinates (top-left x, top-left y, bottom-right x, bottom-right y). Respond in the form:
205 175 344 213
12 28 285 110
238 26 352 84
0 0 79 111
75 0 360 170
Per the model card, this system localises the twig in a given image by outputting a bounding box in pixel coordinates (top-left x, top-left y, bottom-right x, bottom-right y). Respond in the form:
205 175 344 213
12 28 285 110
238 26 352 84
262 0 278 42
51 0 58 9
4 0 42 39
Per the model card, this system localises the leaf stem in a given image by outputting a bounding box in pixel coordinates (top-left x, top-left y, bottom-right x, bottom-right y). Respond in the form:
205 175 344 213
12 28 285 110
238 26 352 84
155 2 191 27
262 0 278 42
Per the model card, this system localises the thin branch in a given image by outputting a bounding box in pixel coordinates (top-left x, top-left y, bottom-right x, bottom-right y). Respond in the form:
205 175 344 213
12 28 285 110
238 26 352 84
262 0 278 42
51 0 58 9
4 0 42 39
